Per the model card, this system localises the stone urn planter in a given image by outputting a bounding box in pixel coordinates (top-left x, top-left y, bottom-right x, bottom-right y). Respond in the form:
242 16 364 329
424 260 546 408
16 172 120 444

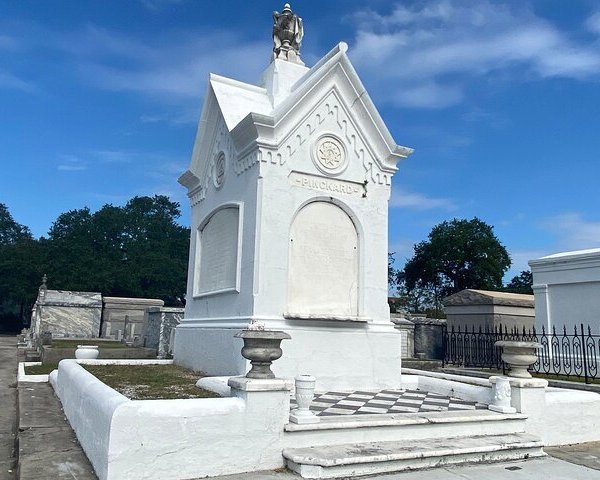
235 329 291 379
75 345 99 360
495 340 541 378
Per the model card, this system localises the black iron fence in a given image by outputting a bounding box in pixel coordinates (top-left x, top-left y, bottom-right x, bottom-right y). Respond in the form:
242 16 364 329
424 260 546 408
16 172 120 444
442 323 600 383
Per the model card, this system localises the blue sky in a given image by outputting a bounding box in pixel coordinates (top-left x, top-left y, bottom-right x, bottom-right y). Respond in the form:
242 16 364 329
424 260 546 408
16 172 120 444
2 0 600 279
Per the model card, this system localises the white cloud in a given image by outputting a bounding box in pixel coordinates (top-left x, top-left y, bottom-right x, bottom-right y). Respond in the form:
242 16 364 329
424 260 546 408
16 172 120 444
390 188 457 211
138 0 185 12
54 26 267 108
390 82 463 109
348 1 600 109
0 72 36 92
586 11 600 35
507 249 548 275
57 155 87 171
388 239 416 263
542 212 600 251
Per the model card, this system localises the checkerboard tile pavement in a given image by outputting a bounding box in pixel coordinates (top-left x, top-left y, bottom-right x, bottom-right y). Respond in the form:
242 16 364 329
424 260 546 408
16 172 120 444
290 389 488 416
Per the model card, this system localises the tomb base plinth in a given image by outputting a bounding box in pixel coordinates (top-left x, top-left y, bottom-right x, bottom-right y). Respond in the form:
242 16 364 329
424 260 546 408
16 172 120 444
174 319 402 391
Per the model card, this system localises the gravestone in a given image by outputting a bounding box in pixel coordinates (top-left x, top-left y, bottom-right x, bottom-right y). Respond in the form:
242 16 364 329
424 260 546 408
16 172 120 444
174 4 413 390
101 297 164 341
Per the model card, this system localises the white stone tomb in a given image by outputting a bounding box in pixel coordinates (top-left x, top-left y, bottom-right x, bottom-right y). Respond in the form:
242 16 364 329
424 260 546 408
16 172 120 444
174 40 413 391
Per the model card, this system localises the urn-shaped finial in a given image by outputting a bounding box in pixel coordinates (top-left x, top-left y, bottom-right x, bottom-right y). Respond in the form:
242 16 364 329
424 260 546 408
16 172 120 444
272 3 304 65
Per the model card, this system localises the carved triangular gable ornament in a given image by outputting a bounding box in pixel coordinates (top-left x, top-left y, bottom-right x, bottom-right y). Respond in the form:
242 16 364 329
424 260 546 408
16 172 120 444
180 41 413 201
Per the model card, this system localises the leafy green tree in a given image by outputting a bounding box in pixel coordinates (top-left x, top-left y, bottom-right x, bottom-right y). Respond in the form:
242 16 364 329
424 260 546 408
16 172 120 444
402 218 511 311
0 203 43 330
388 253 398 288
46 196 189 305
505 270 533 295
0 203 32 245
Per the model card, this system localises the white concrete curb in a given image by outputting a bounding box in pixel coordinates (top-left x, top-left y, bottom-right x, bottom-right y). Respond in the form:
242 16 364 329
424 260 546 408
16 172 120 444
18 362 50 383
75 359 174 366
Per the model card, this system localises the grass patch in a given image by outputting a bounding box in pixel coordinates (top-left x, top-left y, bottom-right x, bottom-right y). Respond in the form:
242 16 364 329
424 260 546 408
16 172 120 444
24 363 58 375
82 364 217 400
50 339 127 349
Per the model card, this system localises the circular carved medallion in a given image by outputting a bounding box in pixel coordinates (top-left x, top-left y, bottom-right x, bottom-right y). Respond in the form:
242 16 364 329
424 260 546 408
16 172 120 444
213 152 226 188
313 135 346 175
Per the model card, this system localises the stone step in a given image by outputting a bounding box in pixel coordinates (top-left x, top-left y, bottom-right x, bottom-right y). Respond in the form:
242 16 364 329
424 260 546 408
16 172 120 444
283 410 527 449
283 432 545 479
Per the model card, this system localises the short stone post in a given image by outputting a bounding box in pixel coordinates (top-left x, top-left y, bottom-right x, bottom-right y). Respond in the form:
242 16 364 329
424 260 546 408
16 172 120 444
290 375 319 424
228 376 293 469
488 376 516 413
507 377 548 414
493 340 547 413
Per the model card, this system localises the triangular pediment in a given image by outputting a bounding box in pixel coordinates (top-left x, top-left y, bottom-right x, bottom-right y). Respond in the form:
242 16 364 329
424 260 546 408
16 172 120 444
181 43 413 198
229 43 412 184
179 85 236 205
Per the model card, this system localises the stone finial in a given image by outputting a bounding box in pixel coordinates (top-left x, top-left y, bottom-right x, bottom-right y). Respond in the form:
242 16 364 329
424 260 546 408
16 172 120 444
40 274 47 290
272 3 304 65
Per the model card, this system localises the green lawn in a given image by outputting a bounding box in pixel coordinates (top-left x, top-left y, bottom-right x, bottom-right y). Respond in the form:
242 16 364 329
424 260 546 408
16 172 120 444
82 364 217 400
24 363 58 375
50 339 127 349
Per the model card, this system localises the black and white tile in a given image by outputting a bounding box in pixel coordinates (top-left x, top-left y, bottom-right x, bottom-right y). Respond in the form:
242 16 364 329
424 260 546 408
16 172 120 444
290 389 487 416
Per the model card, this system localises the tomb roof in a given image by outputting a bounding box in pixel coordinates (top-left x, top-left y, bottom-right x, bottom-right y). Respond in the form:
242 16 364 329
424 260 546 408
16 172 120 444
443 289 534 307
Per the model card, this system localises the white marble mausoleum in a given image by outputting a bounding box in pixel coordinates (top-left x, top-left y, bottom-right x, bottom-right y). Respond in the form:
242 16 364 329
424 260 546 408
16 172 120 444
174 32 413 390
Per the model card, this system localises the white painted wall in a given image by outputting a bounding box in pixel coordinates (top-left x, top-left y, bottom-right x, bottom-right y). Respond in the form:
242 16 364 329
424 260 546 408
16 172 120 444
404 368 600 447
530 249 600 332
54 359 600 480
54 359 129 480
53 360 293 480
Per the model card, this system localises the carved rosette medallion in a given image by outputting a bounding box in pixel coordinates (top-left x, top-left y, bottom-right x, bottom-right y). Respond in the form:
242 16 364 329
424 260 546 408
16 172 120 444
213 152 226 188
313 135 347 176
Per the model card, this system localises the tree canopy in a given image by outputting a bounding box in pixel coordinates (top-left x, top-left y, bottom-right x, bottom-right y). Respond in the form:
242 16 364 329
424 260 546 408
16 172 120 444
46 196 190 303
504 270 533 295
0 196 190 331
399 218 511 313
0 204 32 245
0 203 41 330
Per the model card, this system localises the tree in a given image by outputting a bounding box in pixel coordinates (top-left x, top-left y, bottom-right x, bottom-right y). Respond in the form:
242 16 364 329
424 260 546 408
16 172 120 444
46 196 190 305
0 203 41 331
505 270 533 295
388 253 397 288
0 203 32 245
402 218 511 311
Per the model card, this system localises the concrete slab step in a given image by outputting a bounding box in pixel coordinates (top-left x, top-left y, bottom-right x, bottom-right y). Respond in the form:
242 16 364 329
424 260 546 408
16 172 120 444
283 432 545 479
283 410 528 449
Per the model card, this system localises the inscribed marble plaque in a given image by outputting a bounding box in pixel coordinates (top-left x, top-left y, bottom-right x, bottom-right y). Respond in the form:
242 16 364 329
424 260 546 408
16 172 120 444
287 201 358 317
196 207 239 295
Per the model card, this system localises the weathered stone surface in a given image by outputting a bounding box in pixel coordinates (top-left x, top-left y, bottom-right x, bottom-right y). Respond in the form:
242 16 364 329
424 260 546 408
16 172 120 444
0 337 17 480
17 383 97 479
443 290 534 307
443 289 534 332
101 296 164 340
144 307 183 358
31 290 102 339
